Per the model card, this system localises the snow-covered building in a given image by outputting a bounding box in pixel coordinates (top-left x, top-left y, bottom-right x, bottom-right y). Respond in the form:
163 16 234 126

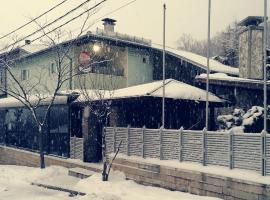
0 18 240 161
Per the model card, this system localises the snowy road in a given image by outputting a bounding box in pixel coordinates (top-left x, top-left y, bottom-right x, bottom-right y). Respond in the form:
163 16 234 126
0 165 220 200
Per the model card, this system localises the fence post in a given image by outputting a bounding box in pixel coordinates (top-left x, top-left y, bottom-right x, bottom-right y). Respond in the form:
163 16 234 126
202 128 207 166
113 126 116 153
179 127 184 162
229 130 233 169
160 126 163 160
261 130 267 176
127 125 130 156
142 126 145 158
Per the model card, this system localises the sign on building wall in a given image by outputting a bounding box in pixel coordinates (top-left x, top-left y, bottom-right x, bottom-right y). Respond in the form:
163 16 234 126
78 51 91 73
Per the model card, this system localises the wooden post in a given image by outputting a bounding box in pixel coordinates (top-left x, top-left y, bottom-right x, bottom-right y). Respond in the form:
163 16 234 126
127 125 130 156
179 127 184 162
229 130 234 169
142 126 145 158
261 130 267 176
113 126 116 153
160 126 163 160
202 128 207 166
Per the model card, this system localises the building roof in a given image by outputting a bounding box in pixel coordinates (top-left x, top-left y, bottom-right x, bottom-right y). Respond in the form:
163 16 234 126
6 29 239 76
152 44 239 76
0 79 223 108
75 79 224 103
0 95 69 108
196 73 270 90
238 16 264 27
21 44 48 54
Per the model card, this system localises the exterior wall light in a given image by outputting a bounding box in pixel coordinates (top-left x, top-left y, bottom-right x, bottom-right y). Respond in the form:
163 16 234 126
93 44 101 53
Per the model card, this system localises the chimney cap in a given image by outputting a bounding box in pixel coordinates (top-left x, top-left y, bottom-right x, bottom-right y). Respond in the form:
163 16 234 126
102 18 116 25
238 16 265 27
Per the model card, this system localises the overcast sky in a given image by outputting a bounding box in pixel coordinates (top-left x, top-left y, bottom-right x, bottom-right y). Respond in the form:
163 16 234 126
0 0 267 47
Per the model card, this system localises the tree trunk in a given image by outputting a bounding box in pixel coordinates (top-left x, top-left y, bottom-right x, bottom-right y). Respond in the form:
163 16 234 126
38 125 45 169
102 162 108 181
102 125 108 181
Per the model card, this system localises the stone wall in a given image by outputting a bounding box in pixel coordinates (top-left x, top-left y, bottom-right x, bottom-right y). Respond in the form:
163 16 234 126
112 157 270 200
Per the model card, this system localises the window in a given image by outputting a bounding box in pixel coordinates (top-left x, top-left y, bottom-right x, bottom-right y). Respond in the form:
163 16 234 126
142 57 146 63
142 56 149 64
0 70 3 85
49 63 57 75
21 69 29 81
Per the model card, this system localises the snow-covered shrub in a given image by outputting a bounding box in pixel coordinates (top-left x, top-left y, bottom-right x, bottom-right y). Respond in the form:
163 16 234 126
217 108 244 131
217 106 265 133
242 106 264 133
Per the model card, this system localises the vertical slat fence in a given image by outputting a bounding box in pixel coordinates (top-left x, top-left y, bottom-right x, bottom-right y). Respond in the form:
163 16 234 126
105 126 267 176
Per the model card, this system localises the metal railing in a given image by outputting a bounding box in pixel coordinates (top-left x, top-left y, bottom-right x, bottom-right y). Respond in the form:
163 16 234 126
105 126 269 176
95 28 152 46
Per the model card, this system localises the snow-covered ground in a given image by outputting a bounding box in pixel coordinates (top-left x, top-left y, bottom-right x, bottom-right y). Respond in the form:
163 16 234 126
0 165 220 200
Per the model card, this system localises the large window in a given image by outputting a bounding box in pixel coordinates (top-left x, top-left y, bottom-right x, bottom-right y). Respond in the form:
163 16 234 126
48 105 69 157
0 105 70 157
77 43 126 76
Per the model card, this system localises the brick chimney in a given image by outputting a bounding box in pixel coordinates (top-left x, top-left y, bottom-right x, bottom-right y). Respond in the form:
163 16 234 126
238 16 264 79
102 18 116 32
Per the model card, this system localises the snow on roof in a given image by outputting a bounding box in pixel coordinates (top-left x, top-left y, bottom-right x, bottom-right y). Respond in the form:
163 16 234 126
197 73 270 84
21 44 47 54
75 79 224 103
0 95 69 108
152 44 239 76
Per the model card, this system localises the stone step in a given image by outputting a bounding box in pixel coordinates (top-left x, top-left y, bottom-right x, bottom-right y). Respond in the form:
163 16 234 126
68 167 97 179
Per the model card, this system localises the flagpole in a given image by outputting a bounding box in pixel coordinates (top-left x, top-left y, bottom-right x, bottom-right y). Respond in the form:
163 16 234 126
263 0 268 132
206 0 211 130
162 3 166 128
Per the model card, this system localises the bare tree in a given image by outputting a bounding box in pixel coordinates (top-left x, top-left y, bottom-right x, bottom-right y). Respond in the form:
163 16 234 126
177 20 242 67
176 33 207 56
0 5 99 168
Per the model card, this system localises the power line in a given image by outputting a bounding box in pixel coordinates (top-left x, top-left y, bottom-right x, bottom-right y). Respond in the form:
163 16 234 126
56 0 138 42
0 0 70 40
2 0 136 54
95 0 137 22
1 0 94 51
19 0 108 49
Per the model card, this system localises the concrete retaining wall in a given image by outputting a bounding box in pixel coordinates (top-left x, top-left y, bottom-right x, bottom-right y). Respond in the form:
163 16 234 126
0 145 101 172
112 157 270 200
